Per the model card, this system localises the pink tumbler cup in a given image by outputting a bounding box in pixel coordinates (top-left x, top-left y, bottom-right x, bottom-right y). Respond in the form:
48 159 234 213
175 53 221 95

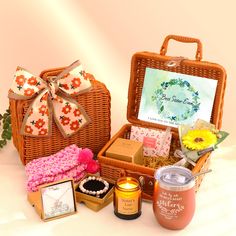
153 166 195 230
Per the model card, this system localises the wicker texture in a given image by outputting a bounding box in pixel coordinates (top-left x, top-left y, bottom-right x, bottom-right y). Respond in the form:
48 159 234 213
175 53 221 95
9 67 111 165
98 35 227 201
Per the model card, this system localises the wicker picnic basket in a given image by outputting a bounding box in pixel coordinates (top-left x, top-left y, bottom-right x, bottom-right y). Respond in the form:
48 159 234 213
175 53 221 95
98 35 227 201
9 66 111 165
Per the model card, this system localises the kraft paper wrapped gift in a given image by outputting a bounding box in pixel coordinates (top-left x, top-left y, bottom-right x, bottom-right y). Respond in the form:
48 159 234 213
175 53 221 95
130 126 172 157
105 138 143 165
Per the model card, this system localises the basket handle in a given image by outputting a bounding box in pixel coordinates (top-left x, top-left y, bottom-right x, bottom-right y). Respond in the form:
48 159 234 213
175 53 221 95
160 35 203 61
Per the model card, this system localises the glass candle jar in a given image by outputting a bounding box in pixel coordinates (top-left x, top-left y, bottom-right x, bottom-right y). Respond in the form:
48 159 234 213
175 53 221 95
114 177 142 220
153 166 195 230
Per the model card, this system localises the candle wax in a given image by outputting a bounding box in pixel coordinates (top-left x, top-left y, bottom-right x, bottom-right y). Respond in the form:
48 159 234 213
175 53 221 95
118 182 137 190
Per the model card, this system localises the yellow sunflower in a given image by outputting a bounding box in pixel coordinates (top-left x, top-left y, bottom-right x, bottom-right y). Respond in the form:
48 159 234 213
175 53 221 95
182 129 217 150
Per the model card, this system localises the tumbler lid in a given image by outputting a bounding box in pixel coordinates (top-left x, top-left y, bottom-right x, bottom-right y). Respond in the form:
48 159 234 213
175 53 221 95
154 166 195 191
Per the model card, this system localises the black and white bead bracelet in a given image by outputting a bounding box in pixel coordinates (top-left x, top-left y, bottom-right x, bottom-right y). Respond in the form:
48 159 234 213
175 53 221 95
79 176 109 197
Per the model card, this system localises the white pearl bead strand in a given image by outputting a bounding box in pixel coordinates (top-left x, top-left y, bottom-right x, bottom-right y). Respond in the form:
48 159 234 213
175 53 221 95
79 176 109 197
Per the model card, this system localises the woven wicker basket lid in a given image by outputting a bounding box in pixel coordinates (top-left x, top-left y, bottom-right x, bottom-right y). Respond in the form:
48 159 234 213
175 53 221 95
126 35 227 134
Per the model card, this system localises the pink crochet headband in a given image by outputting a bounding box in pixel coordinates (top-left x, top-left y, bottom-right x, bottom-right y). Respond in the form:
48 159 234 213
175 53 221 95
25 145 100 192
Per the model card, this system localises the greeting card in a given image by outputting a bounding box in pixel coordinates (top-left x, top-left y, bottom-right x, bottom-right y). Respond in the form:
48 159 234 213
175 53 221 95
138 68 218 127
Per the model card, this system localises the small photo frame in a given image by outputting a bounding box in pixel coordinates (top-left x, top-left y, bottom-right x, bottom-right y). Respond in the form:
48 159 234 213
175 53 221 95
39 179 77 221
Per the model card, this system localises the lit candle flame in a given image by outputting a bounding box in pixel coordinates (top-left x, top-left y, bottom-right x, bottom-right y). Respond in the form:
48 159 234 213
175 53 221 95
119 182 137 190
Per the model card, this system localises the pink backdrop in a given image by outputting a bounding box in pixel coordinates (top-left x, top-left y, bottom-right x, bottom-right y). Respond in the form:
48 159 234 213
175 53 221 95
0 0 235 146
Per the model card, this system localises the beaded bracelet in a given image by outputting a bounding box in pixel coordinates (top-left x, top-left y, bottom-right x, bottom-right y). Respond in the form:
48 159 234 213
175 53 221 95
79 176 109 197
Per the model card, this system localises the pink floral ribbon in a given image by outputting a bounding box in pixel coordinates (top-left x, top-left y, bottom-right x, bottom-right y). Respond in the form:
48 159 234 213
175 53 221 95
9 61 92 137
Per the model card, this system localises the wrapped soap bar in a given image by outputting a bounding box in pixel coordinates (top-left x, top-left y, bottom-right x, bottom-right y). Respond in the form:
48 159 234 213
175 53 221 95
105 138 143 165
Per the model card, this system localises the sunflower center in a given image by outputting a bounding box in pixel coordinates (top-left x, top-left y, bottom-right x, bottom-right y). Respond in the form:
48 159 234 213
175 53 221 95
194 137 204 143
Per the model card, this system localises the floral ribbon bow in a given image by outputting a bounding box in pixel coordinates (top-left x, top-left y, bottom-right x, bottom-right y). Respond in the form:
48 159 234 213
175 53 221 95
9 60 92 137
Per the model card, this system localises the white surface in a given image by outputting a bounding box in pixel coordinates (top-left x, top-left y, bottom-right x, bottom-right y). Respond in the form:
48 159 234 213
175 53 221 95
0 2 236 235
0 141 236 236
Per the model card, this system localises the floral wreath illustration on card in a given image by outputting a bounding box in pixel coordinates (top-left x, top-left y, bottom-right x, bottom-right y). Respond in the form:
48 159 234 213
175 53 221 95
152 78 200 121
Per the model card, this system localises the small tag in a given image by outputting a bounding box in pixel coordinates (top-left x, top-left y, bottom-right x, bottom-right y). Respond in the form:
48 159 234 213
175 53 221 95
197 147 214 156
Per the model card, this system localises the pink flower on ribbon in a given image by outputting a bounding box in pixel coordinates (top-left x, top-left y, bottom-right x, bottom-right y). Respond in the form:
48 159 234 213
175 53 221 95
72 77 81 88
70 120 79 131
35 118 45 129
73 108 81 117
25 125 33 134
24 88 35 97
62 104 72 114
15 75 25 86
38 128 48 136
61 117 70 126
38 105 48 116
77 148 93 164
77 148 99 173
86 160 100 174
28 76 37 86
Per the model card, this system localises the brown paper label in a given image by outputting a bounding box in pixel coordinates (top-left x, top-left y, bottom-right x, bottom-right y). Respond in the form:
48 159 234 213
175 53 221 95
118 197 138 215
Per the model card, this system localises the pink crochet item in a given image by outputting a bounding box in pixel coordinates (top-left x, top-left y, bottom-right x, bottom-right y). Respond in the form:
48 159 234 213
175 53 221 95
25 144 100 192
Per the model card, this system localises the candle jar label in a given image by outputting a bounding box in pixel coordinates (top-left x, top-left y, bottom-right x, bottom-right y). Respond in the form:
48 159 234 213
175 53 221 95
118 196 139 215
